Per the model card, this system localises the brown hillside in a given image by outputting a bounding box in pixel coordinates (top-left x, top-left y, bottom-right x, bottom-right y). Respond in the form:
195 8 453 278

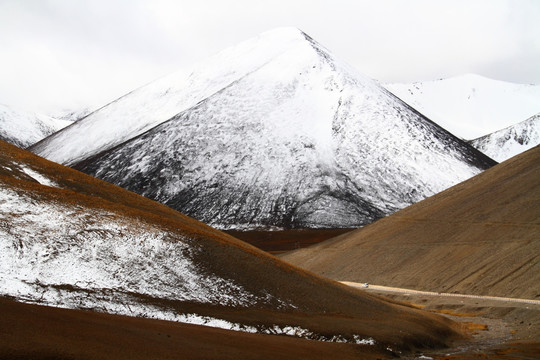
0 140 464 355
281 146 540 299
0 298 388 360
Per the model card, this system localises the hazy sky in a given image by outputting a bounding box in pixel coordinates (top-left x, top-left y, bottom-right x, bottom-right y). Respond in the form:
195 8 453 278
1 0 539 114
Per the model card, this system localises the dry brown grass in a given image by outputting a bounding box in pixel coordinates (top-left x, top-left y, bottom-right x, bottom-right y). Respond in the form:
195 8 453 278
464 322 489 332
430 309 480 317
225 228 353 253
0 298 391 360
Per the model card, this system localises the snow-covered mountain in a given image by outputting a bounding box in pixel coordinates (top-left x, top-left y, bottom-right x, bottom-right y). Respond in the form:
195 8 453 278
0 139 459 351
385 74 540 140
32 28 495 230
469 113 540 162
0 103 72 148
31 28 314 166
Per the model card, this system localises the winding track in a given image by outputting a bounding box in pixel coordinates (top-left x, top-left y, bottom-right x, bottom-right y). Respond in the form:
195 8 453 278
341 281 540 305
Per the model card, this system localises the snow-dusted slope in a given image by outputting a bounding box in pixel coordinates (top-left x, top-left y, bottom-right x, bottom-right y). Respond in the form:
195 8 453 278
0 103 71 148
68 28 495 230
0 140 459 349
469 113 540 162
385 74 540 140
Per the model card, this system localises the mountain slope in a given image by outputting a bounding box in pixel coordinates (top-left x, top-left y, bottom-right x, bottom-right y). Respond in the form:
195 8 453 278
35 28 495 230
0 298 387 360
281 146 540 299
0 140 462 354
0 103 71 148
469 113 540 162
385 74 540 140
30 28 312 166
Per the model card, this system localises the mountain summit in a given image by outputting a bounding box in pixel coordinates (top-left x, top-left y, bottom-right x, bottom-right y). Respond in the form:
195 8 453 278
31 28 495 230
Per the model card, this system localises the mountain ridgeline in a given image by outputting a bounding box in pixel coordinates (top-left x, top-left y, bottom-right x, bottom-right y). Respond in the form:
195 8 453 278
32 28 496 230
469 113 540 162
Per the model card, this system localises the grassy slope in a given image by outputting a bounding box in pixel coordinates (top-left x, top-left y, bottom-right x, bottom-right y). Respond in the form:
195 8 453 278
0 140 463 355
281 146 540 299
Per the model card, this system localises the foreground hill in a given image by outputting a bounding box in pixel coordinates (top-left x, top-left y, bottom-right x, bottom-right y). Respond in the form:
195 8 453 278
281 146 540 299
31 28 495 230
0 298 388 360
0 140 462 356
0 103 71 148
385 74 540 140
469 113 540 162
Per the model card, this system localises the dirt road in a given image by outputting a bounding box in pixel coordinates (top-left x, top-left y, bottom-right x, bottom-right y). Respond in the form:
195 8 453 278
341 281 540 305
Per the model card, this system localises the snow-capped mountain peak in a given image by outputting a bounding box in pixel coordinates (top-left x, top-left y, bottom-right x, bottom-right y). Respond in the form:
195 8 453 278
30 28 495 230
30 27 316 166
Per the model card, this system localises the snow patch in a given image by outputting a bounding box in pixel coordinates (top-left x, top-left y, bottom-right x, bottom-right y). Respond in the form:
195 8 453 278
18 165 59 188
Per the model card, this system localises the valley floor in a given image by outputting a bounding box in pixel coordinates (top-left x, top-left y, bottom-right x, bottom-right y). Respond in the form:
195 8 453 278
348 284 540 359
224 228 353 254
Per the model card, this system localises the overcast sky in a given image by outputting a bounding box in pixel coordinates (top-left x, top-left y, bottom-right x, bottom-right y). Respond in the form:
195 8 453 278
1 0 539 114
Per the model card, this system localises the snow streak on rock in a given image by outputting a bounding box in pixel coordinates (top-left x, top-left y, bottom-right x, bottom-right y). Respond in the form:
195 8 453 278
469 113 540 162
72 28 495 230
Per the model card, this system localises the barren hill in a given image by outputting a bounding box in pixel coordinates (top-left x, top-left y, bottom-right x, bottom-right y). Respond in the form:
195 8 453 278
281 146 540 299
0 140 462 357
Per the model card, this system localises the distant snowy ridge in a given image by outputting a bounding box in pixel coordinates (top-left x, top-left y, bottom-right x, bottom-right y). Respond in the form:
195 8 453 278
469 113 540 162
0 103 71 148
51 107 93 122
384 74 540 140
56 28 496 230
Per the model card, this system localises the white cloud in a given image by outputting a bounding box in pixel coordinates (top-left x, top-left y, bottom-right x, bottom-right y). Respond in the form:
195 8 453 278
0 0 539 113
